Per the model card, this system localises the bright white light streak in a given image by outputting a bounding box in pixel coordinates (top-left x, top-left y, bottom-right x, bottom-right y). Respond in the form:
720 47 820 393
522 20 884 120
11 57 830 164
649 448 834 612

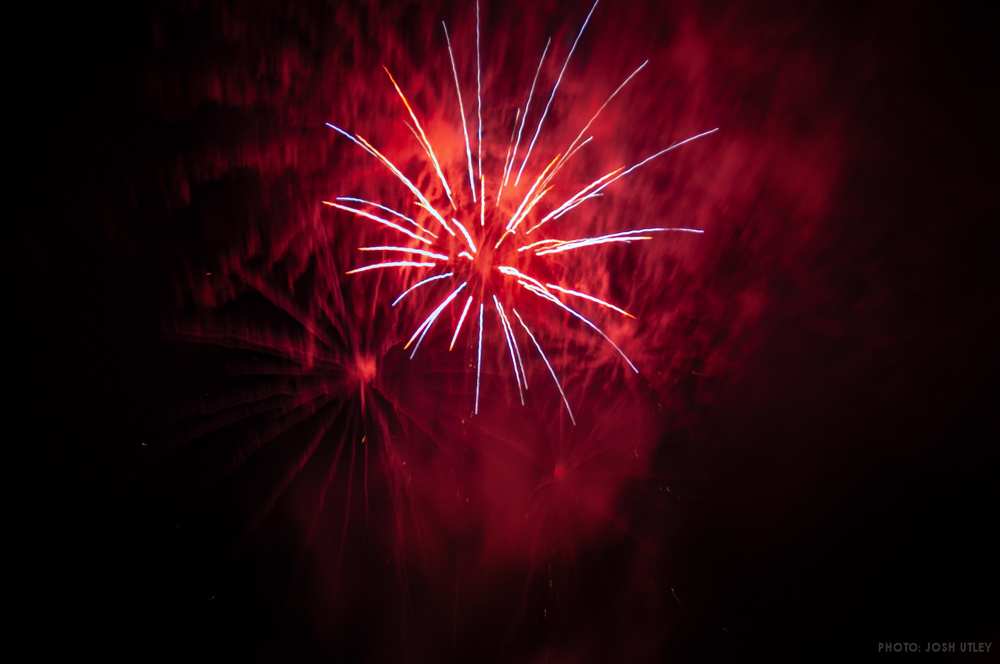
450 295 474 351
507 154 560 232
323 201 434 245
442 21 477 203
345 261 437 275
406 282 468 358
502 304 528 390
391 271 453 307
335 197 438 238
451 217 478 254
492 294 525 404
544 282 635 318
580 128 720 201
512 308 575 425
358 246 449 261
557 59 648 171
326 123 453 235
476 0 483 182
382 67 456 209
519 280 638 373
524 166 624 234
507 38 551 189
475 303 484 415
535 227 703 255
514 0 600 185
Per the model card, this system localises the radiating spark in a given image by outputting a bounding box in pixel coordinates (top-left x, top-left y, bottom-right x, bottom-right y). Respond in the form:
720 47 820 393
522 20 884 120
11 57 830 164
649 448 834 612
507 37 551 189
405 282 468 357
391 272 453 307
323 201 435 245
492 294 525 404
514 0 600 185
450 295 474 351
442 21 477 203
451 217 479 254
507 154 561 232
382 67 456 209
517 238 565 253
552 59 649 177
516 279 638 373
480 174 485 227
524 166 624 235
358 246 450 261
557 128 720 218
475 303 484 415
533 227 703 255
345 261 438 275
458 251 475 261
512 308 575 425
325 124 454 235
544 282 635 318
335 197 438 238
475 0 483 182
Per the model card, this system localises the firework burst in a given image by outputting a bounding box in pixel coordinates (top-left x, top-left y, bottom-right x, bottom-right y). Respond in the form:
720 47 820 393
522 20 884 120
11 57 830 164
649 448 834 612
325 0 717 422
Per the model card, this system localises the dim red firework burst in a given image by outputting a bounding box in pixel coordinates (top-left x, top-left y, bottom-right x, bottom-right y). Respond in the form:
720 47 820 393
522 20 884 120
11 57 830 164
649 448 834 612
325 0 717 422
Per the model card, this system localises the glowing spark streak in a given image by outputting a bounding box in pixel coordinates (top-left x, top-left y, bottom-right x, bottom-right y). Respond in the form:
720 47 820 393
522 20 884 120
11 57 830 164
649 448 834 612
450 295 474 351
514 0 600 185
569 128 721 210
509 184 553 234
507 154 561 232
524 166 624 235
345 261 437 275
354 134 456 235
556 59 648 173
391 271 453 307
476 0 483 182
518 280 638 373
458 251 474 261
335 197 438 238
534 227 703 255
517 238 564 253
325 124 453 235
493 230 512 251
405 282 468 357
512 308 575 425
442 21 477 203
508 38 550 189
383 67 455 208
475 303 484 415
542 136 595 189
544 282 635 318
497 297 528 390
323 202 434 245
358 246 450 261
451 217 479 254
492 294 525 404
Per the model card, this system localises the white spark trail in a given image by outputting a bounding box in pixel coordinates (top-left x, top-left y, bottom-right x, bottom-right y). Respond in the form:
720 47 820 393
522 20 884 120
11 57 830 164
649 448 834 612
514 0 600 185
406 282 468 358
450 295 474 351
391 272 453 307
512 308 575 425
323 201 435 245
507 38 550 188
443 21 477 203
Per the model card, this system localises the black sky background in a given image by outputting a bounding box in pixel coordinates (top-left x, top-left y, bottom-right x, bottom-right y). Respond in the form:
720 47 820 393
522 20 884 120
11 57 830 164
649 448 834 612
15 1 999 660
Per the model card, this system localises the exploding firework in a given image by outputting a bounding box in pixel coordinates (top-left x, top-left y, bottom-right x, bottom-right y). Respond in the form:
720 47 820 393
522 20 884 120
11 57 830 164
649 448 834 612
325 0 717 422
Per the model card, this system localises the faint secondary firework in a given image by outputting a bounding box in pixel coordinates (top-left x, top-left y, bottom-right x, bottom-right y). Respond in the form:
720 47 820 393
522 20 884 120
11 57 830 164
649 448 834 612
325 0 717 423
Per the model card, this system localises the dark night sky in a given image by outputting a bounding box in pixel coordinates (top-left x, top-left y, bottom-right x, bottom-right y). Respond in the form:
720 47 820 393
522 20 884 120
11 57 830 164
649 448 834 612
16 1 999 661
